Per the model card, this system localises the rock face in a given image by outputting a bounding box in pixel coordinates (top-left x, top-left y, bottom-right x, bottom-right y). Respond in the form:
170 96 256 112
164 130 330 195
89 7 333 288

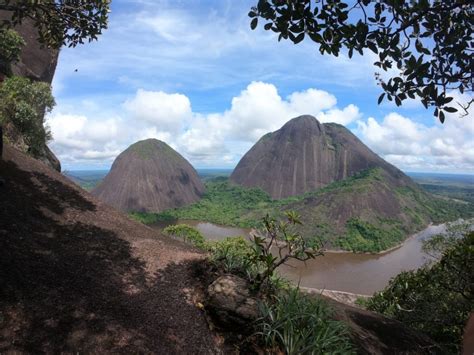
231 115 410 199
92 139 205 213
0 11 61 171
0 14 59 82
207 275 259 328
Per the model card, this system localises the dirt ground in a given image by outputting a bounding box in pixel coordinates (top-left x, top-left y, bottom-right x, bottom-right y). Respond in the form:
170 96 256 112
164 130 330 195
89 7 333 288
0 145 223 354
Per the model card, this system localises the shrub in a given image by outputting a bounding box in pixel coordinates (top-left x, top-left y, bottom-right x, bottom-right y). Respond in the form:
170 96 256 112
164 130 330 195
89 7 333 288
251 212 323 291
208 236 259 277
163 224 207 249
256 287 354 354
0 76 55 156
367 232 474 353
0 29 25 75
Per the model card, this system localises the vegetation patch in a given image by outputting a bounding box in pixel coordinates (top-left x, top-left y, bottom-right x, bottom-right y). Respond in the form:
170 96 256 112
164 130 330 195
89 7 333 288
134 169 473 253
366 231 474 353
336 218 405 253
171 214 354 354
257 288 354 355
0 76 55 157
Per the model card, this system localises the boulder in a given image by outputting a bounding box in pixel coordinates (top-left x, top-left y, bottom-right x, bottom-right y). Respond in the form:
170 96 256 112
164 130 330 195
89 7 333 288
207 275 259 329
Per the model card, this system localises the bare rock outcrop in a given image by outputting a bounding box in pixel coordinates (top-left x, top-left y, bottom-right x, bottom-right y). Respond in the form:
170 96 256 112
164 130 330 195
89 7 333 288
92 139 205 213
207 275 259 328
231 115 411 199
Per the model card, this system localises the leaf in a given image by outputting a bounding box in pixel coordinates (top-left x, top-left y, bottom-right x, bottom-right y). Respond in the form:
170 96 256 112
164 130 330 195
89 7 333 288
377 93 385 105
443 106 457 113
250 18 258 30
294 32 305 44
439 110 445 123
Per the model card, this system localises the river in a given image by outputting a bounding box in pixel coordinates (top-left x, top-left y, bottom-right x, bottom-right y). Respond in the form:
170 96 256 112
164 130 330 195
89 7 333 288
151 220 446 295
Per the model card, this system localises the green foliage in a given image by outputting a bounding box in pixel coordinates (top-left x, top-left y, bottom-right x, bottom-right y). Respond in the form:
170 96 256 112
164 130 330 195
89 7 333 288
1 0 110 48
209 236 259 278
367 232 474 353
422 219 473 259
250 0 473 121
208 212 322 293
336 218 404 253
396 185 474 223
0 76 55 157
163 224 207 249
256 287 354 355
251 212 323 290
129 211 175 225
136 169 472 253
0 29 25 75
154 179 271 227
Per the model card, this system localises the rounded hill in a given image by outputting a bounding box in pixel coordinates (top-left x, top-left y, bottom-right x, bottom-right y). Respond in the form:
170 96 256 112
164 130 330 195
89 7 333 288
230 115 411 199
92 139 204 212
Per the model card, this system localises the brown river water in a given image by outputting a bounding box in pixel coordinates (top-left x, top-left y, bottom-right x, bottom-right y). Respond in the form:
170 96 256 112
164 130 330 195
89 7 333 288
152 220 446 295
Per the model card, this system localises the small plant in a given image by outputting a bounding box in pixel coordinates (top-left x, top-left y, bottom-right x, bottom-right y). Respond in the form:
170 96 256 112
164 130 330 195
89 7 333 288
208 236 258 277
250 211 323 291
256 287 354 354
163 224 207 249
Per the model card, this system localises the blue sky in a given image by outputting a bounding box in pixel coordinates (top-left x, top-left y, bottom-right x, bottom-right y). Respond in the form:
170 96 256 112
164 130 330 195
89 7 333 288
46 0 474 174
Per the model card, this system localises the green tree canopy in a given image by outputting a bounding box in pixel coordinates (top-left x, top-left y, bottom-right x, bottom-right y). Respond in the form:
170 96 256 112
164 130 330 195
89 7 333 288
0 0 110 48
0 76 55 157
0 28 25 75
249 0 473 122
367 231 474 352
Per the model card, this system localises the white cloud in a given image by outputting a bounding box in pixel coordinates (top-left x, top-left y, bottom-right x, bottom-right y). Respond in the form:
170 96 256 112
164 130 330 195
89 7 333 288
124 89 192 132
47 82 474 173
355 94 474 172
316 104 361 125
48 82 359 168
216 81 359 142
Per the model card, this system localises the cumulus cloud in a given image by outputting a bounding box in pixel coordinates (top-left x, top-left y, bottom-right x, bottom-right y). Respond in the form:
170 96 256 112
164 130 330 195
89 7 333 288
48 82 359 168
214 81 359 142
355 93 474 172
47 83 473 173
124 89 192 132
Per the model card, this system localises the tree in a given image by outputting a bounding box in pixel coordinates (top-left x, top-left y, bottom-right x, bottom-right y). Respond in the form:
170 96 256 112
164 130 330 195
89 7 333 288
366 232 474 352
250 211 323 291
0 0 110 48
0 28 25 76
0 76 55 157
249 0 473 122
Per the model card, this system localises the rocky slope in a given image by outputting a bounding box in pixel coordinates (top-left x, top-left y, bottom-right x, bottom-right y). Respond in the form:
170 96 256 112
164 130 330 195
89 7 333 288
231 115 412 199
0 144 442 353
0 11 60 171
0 145 220 353
92 139 205 213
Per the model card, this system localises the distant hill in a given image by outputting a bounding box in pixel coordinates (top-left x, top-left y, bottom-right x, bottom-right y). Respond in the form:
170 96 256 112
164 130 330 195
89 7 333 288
231 115 412 199
92 139 205 212
164 115 471 252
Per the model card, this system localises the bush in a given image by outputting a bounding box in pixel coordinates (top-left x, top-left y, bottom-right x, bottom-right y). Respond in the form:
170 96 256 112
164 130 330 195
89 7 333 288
256 288 354 354
0 76 55 156
367 232 474 353
208 236 260 277
250 212 323 292
0 29 25 75
163 224 207 249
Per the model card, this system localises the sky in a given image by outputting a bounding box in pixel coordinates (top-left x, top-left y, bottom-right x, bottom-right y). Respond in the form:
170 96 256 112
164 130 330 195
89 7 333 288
46 0 474 174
